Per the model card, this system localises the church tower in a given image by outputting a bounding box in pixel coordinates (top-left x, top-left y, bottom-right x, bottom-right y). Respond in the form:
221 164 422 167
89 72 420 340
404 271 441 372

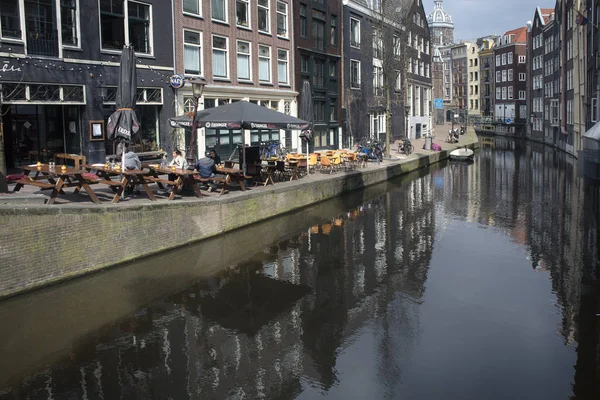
427 0 454 46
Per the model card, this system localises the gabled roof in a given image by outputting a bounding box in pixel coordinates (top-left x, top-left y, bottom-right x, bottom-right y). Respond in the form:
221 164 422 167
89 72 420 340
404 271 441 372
540 8 554 24
502 26 527 44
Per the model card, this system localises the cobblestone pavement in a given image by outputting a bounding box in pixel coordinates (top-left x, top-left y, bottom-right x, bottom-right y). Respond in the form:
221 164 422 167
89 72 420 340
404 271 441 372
1 126 478 207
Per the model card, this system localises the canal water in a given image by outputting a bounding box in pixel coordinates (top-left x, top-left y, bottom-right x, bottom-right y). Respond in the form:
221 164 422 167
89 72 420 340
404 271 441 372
0 137 598 400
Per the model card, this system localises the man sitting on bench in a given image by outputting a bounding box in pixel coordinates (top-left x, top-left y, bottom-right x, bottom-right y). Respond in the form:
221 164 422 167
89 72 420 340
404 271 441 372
194 151 219 192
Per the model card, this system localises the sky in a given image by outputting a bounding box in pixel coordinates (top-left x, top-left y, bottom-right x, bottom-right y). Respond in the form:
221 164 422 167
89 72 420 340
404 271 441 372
424 0 545 41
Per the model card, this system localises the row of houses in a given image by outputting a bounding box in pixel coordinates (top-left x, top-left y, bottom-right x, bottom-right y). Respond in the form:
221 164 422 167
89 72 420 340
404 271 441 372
431 0 598 157
0 0 432 166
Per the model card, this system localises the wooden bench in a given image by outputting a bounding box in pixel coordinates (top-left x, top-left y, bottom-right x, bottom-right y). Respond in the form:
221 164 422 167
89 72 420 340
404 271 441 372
55 153 87 169
15 179 55 190
193 176 229 194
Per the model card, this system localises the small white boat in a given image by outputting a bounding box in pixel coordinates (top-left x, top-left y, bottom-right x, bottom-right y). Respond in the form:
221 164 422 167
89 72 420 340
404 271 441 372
449 147 474 161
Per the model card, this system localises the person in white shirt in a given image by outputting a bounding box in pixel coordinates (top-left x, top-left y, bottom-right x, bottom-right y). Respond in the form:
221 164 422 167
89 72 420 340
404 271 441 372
168 150 188 169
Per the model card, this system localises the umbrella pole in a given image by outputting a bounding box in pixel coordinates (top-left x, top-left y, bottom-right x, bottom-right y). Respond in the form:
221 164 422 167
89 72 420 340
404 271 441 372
306 139 309 174
242 129 247 176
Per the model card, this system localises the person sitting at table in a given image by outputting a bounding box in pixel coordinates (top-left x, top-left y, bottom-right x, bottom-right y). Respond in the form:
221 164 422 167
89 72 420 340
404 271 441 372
195 151 219 192
208 149 221 166
169 149 188 169
123 145 141 195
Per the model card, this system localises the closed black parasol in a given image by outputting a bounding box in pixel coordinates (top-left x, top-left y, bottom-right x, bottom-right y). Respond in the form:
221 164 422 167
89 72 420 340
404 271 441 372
299 80 314 171
107 45 140 157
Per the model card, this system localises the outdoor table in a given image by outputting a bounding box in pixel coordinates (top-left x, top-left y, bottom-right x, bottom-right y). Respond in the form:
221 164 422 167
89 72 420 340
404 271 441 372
216 166 247 193
260 163 277 186
287 160 300 181
55 153 87 169
14 164 101 205
145 165 203 200
84 164 156 203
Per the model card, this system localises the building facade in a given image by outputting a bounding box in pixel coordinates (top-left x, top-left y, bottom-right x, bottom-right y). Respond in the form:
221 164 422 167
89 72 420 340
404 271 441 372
450 42 468 124
0 0 175 165
493 27 527 135
478 36 496 119
467 42 480 118
172 0 297 158
294 0 342 150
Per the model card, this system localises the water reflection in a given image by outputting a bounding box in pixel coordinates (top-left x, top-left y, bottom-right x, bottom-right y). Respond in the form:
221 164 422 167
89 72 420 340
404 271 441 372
0 137 599 399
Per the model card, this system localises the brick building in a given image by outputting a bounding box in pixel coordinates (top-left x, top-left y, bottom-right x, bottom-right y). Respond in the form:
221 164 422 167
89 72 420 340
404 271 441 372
172 0 297 158
493 27 527 135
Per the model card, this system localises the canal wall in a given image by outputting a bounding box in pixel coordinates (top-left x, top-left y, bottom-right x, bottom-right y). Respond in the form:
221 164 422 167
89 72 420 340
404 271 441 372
0 137 479 299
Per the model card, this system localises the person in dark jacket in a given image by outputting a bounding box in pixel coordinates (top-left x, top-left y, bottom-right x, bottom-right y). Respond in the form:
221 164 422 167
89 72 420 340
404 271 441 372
195 152 219 191
208 149 221 166
123 145 141 170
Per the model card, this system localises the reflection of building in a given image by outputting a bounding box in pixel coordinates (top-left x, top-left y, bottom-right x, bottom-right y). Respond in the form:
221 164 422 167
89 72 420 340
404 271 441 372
172 0 297 158
478 36 497 118
0 0 175 165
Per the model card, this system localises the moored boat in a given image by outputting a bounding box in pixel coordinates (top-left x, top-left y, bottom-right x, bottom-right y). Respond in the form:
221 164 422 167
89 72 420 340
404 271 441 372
449 147 474 161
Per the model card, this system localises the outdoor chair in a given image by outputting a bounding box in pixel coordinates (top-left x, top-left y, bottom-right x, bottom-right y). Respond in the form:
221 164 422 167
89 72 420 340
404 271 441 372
320 155 335 174
331 152 343 171
308 153 319 173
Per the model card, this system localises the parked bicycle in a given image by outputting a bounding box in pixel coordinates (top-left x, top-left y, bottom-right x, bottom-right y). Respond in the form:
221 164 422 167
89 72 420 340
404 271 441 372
398 139 413 156
260 141 281 159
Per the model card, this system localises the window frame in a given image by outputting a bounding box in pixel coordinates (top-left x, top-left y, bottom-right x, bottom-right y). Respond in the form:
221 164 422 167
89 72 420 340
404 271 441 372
350 17 360 48
99 0 154 56
211 0 228 23
276 1 287 38
183 0 202 17
236 0 250 28
183 29 203 76
258 0 270 34
61 0 81 48
212 34 229 79
258 44 272 83
277 48 289 85
236 40 252 81
350 59 361 88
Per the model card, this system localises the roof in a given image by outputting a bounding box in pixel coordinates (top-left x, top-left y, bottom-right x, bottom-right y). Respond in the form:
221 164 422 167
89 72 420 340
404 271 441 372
539 7 555 24
502 26 527 44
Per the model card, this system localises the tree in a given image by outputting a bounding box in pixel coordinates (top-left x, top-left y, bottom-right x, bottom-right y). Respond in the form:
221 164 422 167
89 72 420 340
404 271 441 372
369 0 416 157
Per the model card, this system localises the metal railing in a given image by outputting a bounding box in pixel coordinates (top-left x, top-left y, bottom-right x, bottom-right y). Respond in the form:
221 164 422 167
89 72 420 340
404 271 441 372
27 30 59 57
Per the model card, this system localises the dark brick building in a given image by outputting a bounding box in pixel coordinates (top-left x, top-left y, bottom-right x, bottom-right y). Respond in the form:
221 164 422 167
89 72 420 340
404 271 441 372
0 0 175 165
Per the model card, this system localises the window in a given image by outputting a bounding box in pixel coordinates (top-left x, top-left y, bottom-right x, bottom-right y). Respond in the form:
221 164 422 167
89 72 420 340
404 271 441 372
128 1 151 53
502 54 506 65
300 55 309 73
237 41 251 80
211 0 226 21
277 49 288 84
507 52 513 64
61 0 78 46
329 60 337 78
393 35 401 57
373 65 383 96
312 11 325 51
502 87 506 100
258 45 271 82
508 69 513 81
508 86 513 99
100 0 125 50
1 0 21 39
299 4 307 37
212 35 228 78
519 90 526 100
550 99 559 125
496 71 501 82
183 0 200 15
314 100 325 122
519 73 526 81
236 0 249 27
496 87 501 99
330 16 337 46
350 17 360 47
373 29 383 59
592 98 598 123
519 55 526 63
258 0 269 33
350 59 361 88
184 30 202 75
502 70 506 82
276 1 287 37
314 59 325 87
330 99 337 121
496 55 501 66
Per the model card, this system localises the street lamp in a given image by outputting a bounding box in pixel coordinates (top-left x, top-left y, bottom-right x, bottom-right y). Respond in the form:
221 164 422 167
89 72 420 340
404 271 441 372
405 105 411 139
186 77 207 165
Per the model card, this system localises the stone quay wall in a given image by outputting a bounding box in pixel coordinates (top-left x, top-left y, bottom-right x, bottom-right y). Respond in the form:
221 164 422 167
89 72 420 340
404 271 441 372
0 139 478 299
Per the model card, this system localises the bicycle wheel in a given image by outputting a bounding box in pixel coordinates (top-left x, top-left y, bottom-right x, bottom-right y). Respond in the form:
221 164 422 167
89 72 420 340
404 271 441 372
407 144 413 155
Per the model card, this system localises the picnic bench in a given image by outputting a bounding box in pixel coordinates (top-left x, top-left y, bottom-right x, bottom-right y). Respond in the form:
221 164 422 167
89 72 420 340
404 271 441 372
55 153 87 169
84 164 156 203
107 150 167 165
145 165 204 200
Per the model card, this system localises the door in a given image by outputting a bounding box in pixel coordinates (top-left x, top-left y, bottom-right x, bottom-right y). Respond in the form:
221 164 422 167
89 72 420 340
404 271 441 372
415 123 422 139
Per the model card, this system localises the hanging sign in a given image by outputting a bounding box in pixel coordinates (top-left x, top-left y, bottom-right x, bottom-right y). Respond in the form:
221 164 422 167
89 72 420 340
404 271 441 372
169 74 185 89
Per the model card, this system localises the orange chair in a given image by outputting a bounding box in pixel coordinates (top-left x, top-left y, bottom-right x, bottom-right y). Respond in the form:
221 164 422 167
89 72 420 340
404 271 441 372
308 153 319 173
320 156 334 173
331 151 343 171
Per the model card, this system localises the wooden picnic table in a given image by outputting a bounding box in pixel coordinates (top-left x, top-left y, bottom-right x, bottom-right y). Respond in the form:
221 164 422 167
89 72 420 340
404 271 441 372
84 164 157 203
55 153 87 169
215 166 247 193
14 164 101 204
259 163 277 186
145 165 203 200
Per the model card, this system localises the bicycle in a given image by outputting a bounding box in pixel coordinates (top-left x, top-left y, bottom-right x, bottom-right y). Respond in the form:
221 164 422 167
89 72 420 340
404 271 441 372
398 139 413 156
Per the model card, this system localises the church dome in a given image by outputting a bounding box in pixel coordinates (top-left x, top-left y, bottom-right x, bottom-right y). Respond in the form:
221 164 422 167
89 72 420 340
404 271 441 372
427 0 454 28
